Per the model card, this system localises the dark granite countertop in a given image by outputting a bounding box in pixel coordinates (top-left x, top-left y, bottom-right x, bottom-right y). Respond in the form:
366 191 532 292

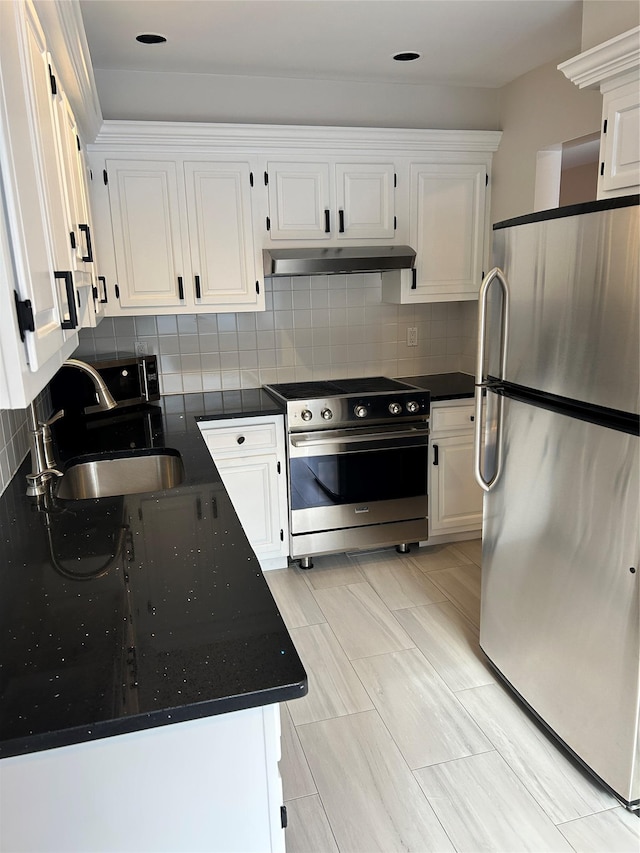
399 372 475 401
0 394 304 760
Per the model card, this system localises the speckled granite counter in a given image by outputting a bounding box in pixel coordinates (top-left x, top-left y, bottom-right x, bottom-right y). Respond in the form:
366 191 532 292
0 392 304 760
399 372 475 401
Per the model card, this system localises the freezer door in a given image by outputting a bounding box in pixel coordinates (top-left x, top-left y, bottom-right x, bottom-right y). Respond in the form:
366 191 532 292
490 204 639 415
481 394 639 805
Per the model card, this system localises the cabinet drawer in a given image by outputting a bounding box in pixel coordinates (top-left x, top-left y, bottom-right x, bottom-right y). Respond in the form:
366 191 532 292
431 403 475 434
200 421 279 454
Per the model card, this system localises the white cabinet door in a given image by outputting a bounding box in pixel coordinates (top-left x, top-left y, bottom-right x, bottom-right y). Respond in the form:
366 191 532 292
198 415 289 571
335 163 396 240
599 80 640 196
215 453 284 562
429 401 482 539
266 161 332 240
106 159 187 310
0 0 80 408
382 163 487 304
430 433 483 536
184 161 262 309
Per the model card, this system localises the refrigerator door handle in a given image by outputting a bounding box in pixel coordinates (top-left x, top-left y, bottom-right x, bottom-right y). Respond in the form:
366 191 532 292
474 267 509 492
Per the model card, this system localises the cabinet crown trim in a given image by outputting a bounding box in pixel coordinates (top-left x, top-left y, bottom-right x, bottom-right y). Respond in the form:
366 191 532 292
87 121 502 155
558 26 640 90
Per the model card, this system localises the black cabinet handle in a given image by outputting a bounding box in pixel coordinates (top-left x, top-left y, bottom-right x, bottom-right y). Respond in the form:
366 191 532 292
178 276 184 300
411 268 417 290
338 209 345 233
194 275 201 299
97 275 108 303
78 223 93 262
237 435 245 445
470 415 475 422
115 283 120 300
433 444 439 465
55 271 78 329
324 209 331 233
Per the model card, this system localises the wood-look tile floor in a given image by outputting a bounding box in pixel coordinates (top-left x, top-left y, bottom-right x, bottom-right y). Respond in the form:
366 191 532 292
266 539 640 853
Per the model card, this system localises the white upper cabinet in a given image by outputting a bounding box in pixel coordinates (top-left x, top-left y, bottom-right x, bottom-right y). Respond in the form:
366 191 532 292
558 27 640 199
600 80 640 194
184 161 262 309
106 159 187 310
264 159 397 242
382 162 488 303
0 0 81 408
265 161 332 240
335 163 396 240
92 155 264 315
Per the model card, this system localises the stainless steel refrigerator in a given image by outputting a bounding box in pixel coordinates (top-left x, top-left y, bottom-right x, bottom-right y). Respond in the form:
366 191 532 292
474 195 639 810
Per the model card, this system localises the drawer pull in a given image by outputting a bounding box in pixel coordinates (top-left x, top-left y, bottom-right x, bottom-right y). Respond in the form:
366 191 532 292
470 415 475 422
433 444 439 465
237 435 245 445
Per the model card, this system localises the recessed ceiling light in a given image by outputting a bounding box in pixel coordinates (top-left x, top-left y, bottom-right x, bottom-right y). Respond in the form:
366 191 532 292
393 51 421 62
136 33 167 45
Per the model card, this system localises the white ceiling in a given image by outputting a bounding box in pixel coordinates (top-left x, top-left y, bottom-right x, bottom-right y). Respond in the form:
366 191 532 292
79 0 584 90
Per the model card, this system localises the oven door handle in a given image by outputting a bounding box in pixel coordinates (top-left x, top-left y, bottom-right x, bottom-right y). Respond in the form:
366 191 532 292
290 427 429 449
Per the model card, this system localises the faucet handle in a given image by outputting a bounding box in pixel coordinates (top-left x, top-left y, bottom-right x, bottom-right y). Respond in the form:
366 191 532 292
46 409 65 427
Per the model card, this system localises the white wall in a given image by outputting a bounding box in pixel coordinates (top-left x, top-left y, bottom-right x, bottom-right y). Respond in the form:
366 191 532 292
581 0 640 50
491 59 602 223
93 68 501 131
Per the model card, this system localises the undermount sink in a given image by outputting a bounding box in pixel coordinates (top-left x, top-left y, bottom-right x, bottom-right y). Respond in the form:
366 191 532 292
55 448 185 500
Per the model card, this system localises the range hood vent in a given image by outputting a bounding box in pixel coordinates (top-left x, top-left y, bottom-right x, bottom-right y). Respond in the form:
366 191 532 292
263 245 416 277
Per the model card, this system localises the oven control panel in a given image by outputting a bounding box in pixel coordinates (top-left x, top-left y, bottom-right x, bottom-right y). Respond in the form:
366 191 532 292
287 392 430 430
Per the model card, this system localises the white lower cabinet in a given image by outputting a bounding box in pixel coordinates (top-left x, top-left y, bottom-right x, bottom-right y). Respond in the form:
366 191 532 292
429 400 483 539
0 703 285 853
198 415 289 571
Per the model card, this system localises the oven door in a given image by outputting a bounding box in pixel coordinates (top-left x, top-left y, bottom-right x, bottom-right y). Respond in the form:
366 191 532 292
288 423 428 534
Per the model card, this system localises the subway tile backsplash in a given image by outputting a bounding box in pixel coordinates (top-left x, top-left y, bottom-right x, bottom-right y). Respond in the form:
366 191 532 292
0 408 29 495
75 273 478 393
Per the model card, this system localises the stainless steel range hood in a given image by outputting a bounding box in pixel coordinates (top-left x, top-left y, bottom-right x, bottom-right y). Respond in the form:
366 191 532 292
263 245 416 277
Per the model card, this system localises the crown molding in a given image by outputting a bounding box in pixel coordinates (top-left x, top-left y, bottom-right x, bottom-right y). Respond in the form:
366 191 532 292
558 26 640 90
88 121 502 155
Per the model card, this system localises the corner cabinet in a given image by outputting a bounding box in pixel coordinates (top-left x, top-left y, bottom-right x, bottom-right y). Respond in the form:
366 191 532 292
88 156 265 316
382 162 489 303
198 415 289 571
428 399 482 539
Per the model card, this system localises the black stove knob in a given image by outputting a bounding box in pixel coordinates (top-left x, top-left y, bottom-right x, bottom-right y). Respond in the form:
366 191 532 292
406 400 420 414
388 402 402 415
354 405 368 418
301 409 313 422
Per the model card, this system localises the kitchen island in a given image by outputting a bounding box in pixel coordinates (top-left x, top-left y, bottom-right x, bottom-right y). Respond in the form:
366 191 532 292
0 390 305 853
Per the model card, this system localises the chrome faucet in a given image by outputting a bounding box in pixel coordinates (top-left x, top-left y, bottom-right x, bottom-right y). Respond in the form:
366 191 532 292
26 358 117 496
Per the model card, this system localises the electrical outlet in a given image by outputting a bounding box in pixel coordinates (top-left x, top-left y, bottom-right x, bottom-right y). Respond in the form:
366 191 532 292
407 327 418 347
134 341 149 356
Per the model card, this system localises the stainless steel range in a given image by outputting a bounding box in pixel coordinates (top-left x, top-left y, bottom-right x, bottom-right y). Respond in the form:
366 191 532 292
264 377 430 568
